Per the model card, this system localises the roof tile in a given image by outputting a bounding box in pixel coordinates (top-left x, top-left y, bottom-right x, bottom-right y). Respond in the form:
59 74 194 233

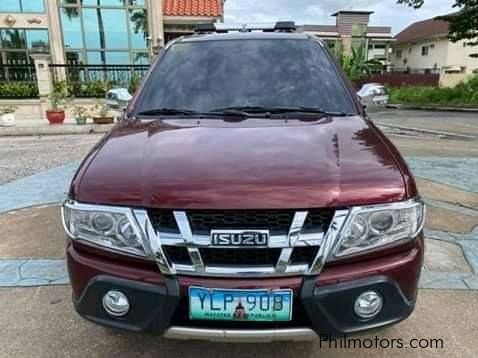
163 0 223 17
395 17 449 44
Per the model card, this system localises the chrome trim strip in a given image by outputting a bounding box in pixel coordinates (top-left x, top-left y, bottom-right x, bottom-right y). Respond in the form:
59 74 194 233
187 247 205 273
171 263 310 277
275 248 293 273
288 211 308 247
158 232 324 248
276 211 307 273
308 209 350 274
174 211 194 244
163 326 318 342
174 211 205 272
133 209 175 274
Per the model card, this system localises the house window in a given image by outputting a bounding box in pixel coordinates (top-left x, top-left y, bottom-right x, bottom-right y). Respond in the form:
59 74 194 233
408 47 412 54
0 0 45 13
59 0 149 65
421 46 429 56
0 28 49 64
396 49 402 59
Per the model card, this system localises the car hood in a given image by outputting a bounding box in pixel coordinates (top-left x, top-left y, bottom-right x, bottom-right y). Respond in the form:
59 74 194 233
73 117 409 209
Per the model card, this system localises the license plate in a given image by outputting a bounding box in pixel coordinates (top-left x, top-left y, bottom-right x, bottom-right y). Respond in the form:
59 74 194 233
210 230 269 247
189 287 293 322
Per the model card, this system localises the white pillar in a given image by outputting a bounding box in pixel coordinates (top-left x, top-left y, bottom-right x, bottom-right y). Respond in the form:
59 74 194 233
45 0 66 65
31 53 52 119
148 0 165 54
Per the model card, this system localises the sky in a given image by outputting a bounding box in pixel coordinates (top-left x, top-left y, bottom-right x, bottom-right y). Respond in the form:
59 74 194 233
224 0 456 35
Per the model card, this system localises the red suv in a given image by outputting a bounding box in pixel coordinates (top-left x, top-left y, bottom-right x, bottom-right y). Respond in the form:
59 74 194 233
62 22 425 342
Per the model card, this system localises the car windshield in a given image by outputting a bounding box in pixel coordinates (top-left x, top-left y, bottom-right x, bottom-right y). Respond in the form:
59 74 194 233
134 38 357 115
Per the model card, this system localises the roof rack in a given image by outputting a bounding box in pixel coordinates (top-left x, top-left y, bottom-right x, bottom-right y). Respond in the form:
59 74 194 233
194 22 297 34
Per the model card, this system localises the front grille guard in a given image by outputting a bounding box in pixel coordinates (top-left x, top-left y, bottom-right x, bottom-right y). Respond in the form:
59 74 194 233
133 209 350 277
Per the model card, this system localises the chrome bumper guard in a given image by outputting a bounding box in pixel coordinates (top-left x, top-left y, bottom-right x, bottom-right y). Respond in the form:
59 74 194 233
163 326 318 342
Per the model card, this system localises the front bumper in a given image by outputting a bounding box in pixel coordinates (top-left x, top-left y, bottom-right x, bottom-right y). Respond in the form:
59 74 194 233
68 236 423 341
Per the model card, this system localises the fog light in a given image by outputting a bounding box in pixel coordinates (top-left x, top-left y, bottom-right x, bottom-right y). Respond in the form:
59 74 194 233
354 291 383 319
102 290 130 317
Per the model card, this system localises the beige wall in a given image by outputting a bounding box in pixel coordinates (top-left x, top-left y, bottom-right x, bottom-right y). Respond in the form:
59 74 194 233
0 98 103 121
439 72 471 87
392 37 478 74
392 38 448 70
0 13 48 29
446 40 478 74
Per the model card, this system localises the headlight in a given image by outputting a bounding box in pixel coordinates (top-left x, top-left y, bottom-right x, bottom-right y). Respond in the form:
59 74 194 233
333 199 425 258
62 201 148 257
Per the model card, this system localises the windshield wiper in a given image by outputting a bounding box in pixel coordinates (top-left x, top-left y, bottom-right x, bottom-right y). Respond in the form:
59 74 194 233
211 106 352 117
136 108 201 116
136 108 255 120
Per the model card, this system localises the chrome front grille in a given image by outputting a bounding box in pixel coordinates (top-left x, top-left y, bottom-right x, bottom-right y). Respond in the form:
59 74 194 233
186 210 295 235
133 208 349 277
149 209 334 237
162 246 320 267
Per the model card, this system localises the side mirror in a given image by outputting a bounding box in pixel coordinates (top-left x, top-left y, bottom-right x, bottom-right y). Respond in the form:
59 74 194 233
105 88 133 112
356 83 389 111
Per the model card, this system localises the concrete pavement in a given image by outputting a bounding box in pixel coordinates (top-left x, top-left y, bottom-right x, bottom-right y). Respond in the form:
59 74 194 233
0 109 477 356
0 287 476 357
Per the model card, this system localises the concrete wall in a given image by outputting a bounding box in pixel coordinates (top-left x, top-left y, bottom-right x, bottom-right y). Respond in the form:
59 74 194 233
447 40 478 74
0 99 44 121
0 98 103 122
439 72 472 88
392 37 478 75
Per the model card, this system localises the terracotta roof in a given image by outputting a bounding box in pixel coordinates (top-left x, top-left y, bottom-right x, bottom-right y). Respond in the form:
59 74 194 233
395 17 449 44
163 0 223 17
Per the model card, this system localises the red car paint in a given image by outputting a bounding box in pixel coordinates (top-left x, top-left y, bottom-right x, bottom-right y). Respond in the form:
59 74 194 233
68 234 423 303
66 31 424 337
71 116 413 209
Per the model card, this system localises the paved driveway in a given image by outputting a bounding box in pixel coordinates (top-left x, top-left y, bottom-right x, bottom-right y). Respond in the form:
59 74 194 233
0 110 477 357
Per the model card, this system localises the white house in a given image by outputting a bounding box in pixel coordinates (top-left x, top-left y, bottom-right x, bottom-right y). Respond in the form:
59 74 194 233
391 15 478 76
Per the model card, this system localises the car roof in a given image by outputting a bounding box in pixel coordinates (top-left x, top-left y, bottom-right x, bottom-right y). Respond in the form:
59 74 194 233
174 31 316 43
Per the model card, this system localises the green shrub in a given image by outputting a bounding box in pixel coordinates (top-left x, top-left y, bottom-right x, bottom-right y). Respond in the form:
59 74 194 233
389 75 478 107
63 80 112 98
128 73 142 94
0 82 38 98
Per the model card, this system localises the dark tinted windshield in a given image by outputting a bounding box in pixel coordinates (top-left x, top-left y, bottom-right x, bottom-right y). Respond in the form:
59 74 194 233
135 39 357 114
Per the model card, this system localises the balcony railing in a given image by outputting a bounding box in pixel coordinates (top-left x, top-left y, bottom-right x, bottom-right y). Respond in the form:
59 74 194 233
0 64 39 98
49 64 150 98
